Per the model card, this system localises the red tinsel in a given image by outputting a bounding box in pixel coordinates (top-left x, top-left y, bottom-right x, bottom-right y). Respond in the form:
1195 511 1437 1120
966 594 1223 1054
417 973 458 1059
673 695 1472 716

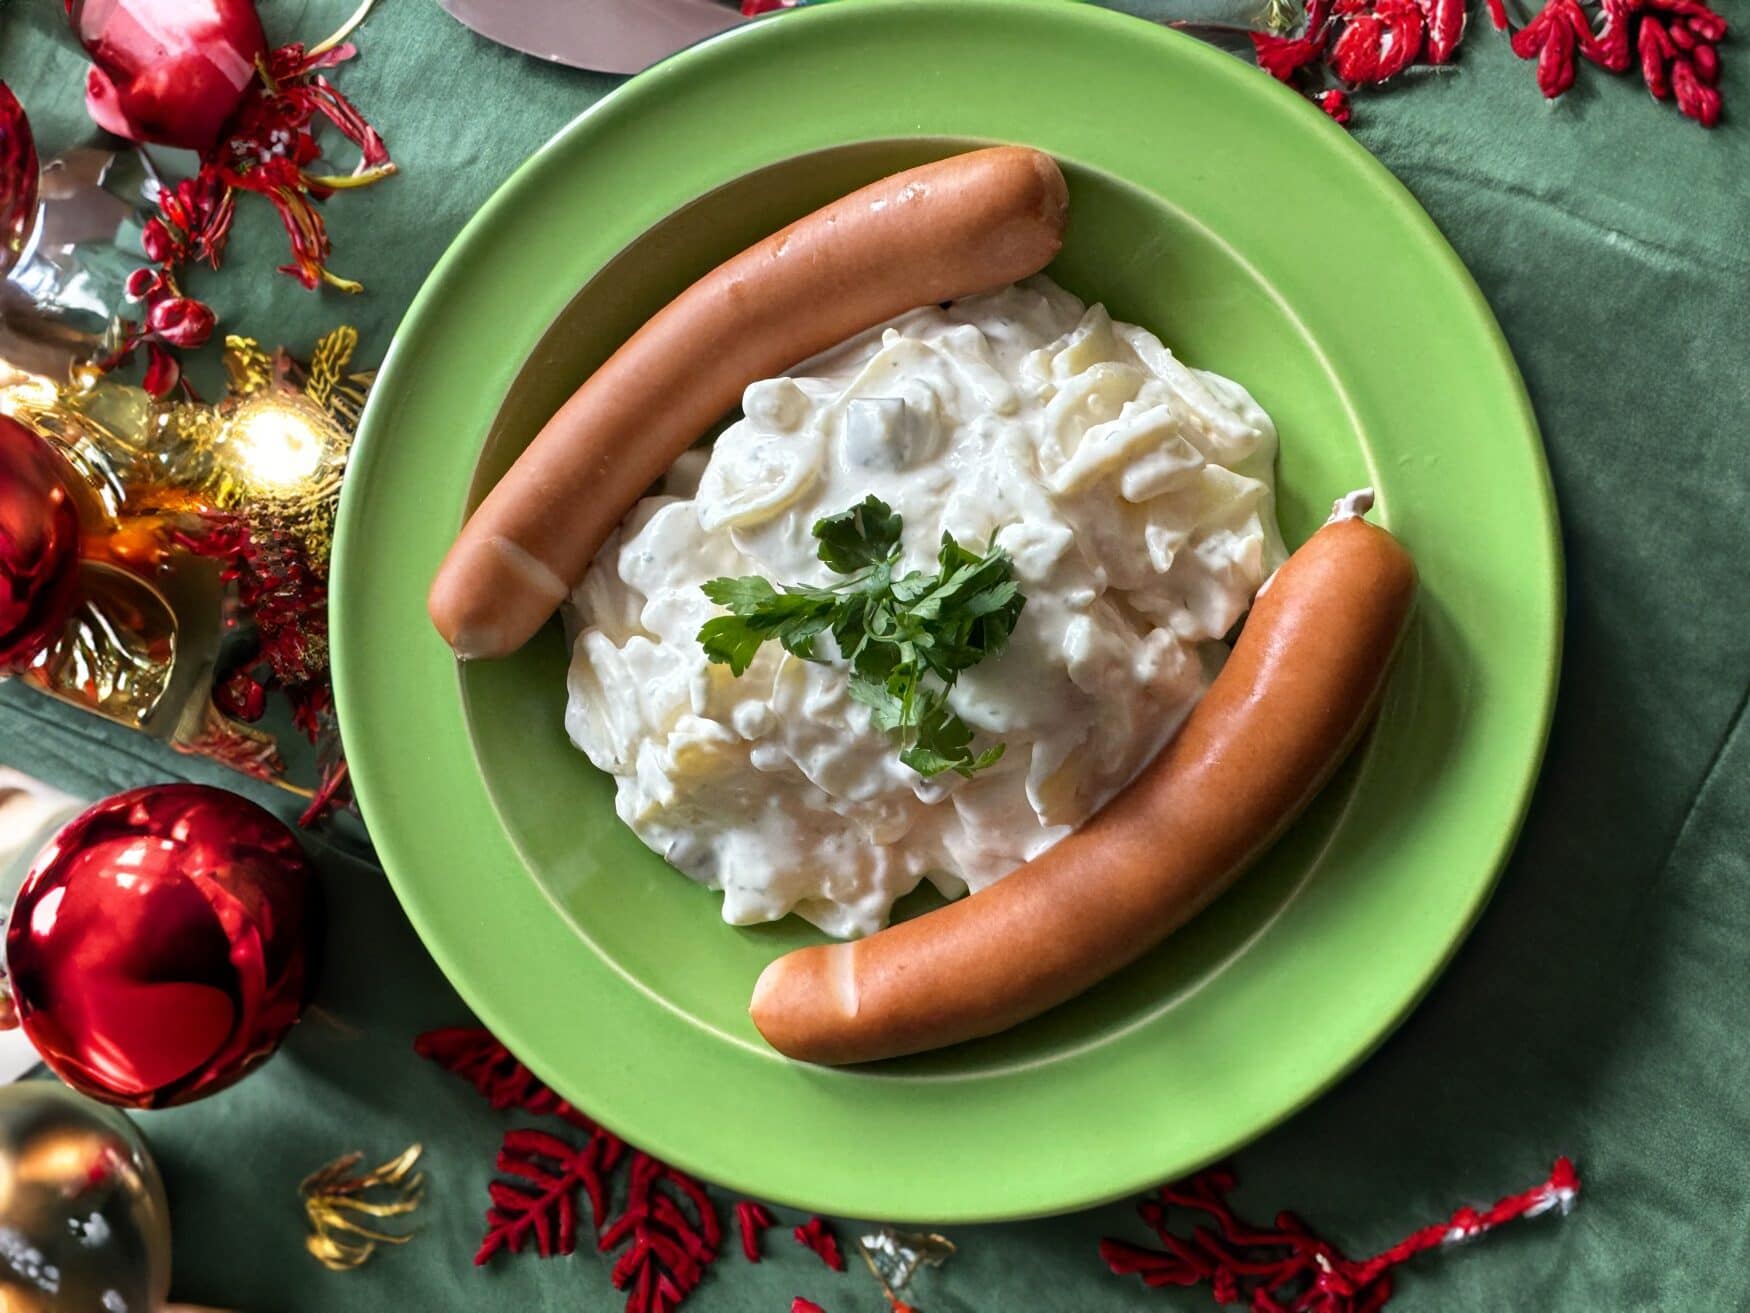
175 512 352 823
1100 1158 1580 1311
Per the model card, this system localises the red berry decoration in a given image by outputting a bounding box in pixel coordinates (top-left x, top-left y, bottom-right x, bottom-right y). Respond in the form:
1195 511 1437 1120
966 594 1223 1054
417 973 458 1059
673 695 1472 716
144 295 217 349
4 783 321 1107
0 416 82 675
70 0 268 153
0 82 37 275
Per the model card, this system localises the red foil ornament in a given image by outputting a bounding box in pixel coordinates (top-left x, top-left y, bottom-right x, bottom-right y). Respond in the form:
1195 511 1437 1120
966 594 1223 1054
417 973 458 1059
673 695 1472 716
70 0 268 153
4 784 320 1107
0 81 37 275
0 415 82 675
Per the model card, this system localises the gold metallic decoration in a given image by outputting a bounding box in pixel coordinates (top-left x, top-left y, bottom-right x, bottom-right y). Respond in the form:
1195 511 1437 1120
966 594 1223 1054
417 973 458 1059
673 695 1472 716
2 325 369 569
858 1228 957 1308
193 327 371 572
299 1143 425 1272
222 333 275 396
0 325 371 789
33 562 177 726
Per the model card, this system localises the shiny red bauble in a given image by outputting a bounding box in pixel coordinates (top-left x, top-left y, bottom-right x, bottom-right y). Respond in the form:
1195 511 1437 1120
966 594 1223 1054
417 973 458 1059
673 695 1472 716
71 0 268 153
0 415 81 675
0 82 37 275
5 784 320 1107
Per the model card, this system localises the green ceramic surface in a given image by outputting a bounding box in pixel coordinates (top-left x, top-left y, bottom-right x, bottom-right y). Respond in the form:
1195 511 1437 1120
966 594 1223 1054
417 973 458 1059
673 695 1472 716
331 0 1559 1222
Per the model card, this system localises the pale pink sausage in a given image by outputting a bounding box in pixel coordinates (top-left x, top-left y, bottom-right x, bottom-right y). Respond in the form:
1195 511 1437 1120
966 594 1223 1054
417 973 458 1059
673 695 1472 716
429 146 1070 659
749 505 1418 1065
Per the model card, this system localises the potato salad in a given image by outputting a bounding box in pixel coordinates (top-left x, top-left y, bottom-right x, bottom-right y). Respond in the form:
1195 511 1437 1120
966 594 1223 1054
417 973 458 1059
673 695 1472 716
562 277 1284 938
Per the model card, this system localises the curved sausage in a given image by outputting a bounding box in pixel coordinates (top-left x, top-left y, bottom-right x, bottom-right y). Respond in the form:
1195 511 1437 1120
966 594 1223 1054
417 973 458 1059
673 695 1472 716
429 146 1070 660
749 495 1417 1065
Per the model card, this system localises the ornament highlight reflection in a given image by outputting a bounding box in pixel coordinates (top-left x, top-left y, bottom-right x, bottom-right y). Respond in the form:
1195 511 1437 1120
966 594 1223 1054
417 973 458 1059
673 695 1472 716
224 395 329 493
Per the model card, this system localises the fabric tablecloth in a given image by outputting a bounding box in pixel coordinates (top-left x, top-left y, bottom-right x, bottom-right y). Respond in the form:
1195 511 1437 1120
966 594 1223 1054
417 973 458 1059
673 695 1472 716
2 1 1747 1308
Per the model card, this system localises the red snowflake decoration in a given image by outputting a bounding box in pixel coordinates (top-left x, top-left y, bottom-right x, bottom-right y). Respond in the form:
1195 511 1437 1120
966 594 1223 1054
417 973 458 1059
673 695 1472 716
413 1025 579 1119
1100 1158 1579 1311
422 1029 1575 1313
418 1027 732 1313
479 1126 625 1263
601 1153 723 1313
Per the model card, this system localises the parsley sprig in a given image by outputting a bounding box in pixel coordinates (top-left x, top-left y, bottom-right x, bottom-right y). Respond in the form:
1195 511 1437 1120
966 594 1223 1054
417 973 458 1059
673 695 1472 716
698 496 1025 779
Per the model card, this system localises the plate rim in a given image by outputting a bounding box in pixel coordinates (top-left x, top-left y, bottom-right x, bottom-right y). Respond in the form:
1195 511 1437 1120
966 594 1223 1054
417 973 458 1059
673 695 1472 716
333 0 1563 1221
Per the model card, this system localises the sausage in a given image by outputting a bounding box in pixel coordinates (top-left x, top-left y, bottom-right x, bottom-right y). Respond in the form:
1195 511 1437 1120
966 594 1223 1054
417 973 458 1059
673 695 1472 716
749 494 1417 1065
429 146 1070 660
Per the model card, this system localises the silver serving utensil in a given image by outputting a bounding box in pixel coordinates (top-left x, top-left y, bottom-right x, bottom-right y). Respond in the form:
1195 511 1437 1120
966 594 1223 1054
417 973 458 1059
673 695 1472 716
437 0 753 75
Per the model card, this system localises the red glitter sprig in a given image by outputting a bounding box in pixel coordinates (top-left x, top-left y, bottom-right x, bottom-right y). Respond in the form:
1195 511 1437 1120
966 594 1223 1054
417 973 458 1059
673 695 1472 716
793 1215 845 1272
177 514 352 823
1101 1158 1580 1311
791 1301 828 1313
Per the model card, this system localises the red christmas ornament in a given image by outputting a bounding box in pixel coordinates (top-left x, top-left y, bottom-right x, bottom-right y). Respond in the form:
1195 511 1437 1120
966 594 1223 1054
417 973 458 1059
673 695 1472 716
4 783 320 1107
0 415 82 675
0 82 37 275
70 0 268 153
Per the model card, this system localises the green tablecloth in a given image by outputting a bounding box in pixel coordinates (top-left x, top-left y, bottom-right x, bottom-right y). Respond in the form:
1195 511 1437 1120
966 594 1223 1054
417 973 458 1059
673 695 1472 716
2 1 1747 1308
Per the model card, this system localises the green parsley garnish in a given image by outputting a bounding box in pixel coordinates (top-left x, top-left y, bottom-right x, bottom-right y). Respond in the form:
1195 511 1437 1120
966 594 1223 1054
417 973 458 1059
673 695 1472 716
698 496 1026 779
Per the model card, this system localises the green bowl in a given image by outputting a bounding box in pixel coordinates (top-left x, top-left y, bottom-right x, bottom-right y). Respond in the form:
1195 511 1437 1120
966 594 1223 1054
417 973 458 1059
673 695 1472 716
332 0 1560 1221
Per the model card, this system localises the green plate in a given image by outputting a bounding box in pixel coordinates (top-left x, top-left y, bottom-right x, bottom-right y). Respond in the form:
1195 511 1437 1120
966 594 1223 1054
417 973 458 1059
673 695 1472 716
332 0 1560 1222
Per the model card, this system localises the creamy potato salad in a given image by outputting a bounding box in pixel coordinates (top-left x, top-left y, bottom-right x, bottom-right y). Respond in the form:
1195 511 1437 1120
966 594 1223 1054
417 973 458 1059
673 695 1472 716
563 278 1285 938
